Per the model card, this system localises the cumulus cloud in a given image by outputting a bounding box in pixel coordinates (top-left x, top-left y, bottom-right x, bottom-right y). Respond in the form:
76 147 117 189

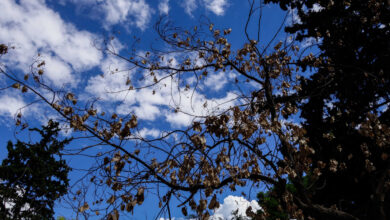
164 91 237 127
0 0 102 86
71 0 153 30
159 196 261 220
0 94 26 117
85 54 237 128
204 71 236 91
210 196 261 220
0 91 51 125
103 0 153 30
158 0 170 15
40 54 74 87
138 128 160 138
203 0 228 16
85 56 134 103
87 75 237 127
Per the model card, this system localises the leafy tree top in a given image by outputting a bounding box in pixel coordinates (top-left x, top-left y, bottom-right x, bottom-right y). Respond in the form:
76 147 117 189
0 120 71 220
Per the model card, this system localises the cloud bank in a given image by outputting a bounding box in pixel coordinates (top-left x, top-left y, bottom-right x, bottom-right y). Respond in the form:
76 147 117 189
159 195 261 220
0 0 102 87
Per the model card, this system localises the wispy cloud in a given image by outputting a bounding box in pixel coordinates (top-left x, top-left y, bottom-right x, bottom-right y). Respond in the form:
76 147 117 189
182 0 229 16
158 0 170 15
182 0 198 16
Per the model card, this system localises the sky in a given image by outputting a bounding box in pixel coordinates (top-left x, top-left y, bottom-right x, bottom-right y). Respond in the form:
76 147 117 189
0 0 296 219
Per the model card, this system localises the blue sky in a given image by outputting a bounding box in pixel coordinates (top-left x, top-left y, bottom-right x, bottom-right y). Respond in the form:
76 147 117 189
0 0 305 219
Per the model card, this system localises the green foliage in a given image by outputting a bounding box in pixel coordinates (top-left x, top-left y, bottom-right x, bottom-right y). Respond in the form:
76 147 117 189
0 121 71 220
256 176 316 220
265 0 390 219
257 191 288 220
256 181 297 220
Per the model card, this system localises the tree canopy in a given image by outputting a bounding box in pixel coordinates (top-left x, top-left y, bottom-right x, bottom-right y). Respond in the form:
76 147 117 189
0 121 71 220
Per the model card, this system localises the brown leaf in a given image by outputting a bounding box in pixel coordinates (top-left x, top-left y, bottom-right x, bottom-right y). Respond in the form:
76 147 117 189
107 195 116 204
182 207 188 216
79 202 89 212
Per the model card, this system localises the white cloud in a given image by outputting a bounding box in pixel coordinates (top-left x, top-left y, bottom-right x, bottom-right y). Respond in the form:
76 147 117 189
300 37 317 48
158 0 170 15
182 0 197 16
41 54 74 86
159 196 261 220
138 128 160 138
204 71 229 91
0 94 26 117
210 195 261 220
0 90 64 124
85 55 238 128
104 0 153 30
183 0 228 16
164 91 237 127
72 0 153 30
203 0 228 16
0 0 102 86
287 7 302 26
131 103 161 120
85 55 133 101
311 3 324 12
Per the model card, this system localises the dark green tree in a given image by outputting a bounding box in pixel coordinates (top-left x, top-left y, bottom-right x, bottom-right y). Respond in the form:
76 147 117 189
0 120 71 220
262 0 390 219
257 186 291 220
